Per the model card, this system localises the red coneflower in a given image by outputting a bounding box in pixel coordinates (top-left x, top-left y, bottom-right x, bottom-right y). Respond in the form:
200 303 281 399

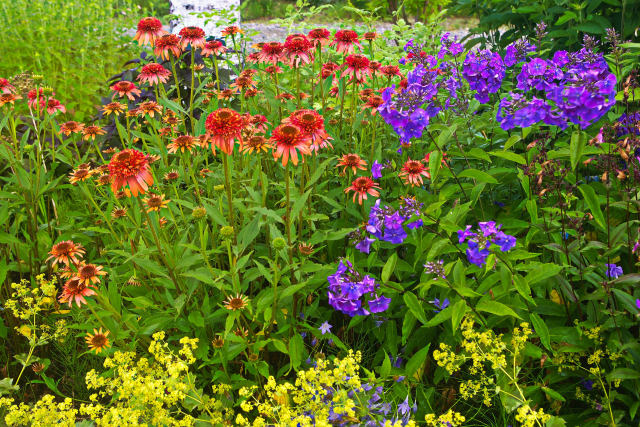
69 167 93 184
108 148 154 197
27 88 46 110
85 328 111 353
399 159 430 186
154 34 182 61
144 193 170 212
320 62 339 79
270 123 312 166
342 54 371 80
178 26 206 49
307 28 331 47
283 34 313 67
221 26 243 36
246 52 260 63
47 241 85 266
102 102 127 116
250 114 270 133
204 108 245 155
362 31 378 41
230 76 256 92
369 61 382 74
0 93 21 108
76 262 107 286
362 95 384 115
257 42 284 65
137 101 163 118
110 81 141 101
337 153 367 174
380 65 403 78
242 135 271 154
283 109 331 151
265 65 283 75
137 63 171 86
59 277 96 307
344 176 380 204
328 84 340 97
45 97 66 114
82 125 106 141
0 78 15 94
134 17 166 46
330 30 361 54
167 134 196 153
59 121 84 136
201 40 227 57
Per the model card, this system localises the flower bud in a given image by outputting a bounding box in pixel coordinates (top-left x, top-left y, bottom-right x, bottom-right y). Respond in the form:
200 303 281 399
192 206 207 220
220 225 234 238
272 237 286 250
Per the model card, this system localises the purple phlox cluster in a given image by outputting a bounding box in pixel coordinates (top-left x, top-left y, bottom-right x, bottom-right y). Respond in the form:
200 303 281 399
350 227 377 254
327 259 391 316
504 38 536 67
430 297 450 312
499 41 617 130
457 221 517 267
366 198 424 245
605 263 623 279
438 32 464 59
424 259 446 279
462 49 506 103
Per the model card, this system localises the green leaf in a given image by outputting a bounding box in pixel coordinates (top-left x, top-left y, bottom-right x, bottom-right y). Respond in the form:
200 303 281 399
451 299 467 331
476 298 522 319
578 185 606 230
525 263 563 285
530 313 551 351
458 168 498 184
545 416 567 427
381 252 398 283
570 130 586 171
403 292 428 324
188 311 205 327
542 386 566 402
291 189 312 222
503 135 521 151
405 344 430 377
490 150 526 164
289 333 304 369
380 350 391 378
607 368 640 381
429 149 443 184
238 216 261 251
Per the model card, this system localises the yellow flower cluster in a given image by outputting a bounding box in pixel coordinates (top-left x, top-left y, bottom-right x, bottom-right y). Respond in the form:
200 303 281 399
0 395 77 427
515 404 551 427
424 409 466 426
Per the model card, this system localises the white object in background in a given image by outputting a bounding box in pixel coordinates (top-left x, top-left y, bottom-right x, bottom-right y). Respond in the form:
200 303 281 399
169 0 241 38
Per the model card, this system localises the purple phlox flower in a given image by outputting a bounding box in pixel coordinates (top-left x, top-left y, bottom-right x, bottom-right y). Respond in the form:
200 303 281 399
462 49 505 103
457 225 476 243
355 236 376 254
636 299 640 310
504 39 536 67
493 231 517 251
438 32 464 59
369 294 392 313
478 221 501 236
398 396 411 415
466 240 491 267
605 263 623 279
430 297 450 313
327 261 389 316
372 160 384 179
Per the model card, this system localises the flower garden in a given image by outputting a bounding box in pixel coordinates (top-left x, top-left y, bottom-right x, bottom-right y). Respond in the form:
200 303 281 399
1 1 640 425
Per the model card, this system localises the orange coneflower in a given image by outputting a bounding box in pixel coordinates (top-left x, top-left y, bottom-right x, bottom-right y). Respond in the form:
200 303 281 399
47 240 85 266
96 174 111 186
144 193 170 212
276 93 295 103
205 108 245 155
154 34 182 61
111 207 127 219
46 97 66 114
59 121 85 136
202 40 227 57
69 167 93 184
362 31 378 41
199 168 213 177
85 328 111 353
178 26 206 49
270 123 312 167
110 81 141 101
330 30 361 54
108 148 154 197
257 42 284 65
344 176 380 204
82 125 106 141
0 78 15 94
342 54 371 81
362 95 384 115
0 93 21 107
138 101 163 118
283 33 313 68
126 108 140 118
244 88 261 98
221 26 243 37
337 153 367 174
234 327 249 338
242 135 271 154
399 158 430 187
137 63 171 86
76 262 107 286
134 17 166 46
359 88 374 101
211 336 224 348
230 76 256 92
164 170 179 181
224 293 249 311
59 277 96 307
197 133 211 149
163 114 181 127
283 109 332 152
308 28 331 47
167 134 196 153
250 114 270 133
